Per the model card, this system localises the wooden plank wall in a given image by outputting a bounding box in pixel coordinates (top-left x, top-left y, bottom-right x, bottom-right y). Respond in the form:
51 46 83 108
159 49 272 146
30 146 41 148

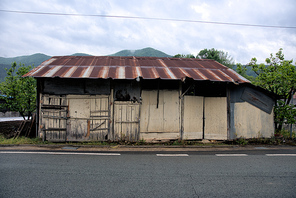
41 95 67 141
113 101 140 141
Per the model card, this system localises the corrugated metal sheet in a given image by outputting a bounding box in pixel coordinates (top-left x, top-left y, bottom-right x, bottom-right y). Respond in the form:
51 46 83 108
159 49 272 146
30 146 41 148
23 56 250 83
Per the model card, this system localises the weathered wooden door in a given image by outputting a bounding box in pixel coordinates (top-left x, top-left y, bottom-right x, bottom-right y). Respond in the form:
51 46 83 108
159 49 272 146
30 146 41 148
89 96 110 140
41 94 67 142
67 95 110 141
114 101 140 141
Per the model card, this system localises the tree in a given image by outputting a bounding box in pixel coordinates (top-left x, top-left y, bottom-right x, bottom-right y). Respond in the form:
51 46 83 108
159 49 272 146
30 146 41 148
174 54 195 58
247 48 296 131
0 62 36 120
197 48 235 68
236 63 256 82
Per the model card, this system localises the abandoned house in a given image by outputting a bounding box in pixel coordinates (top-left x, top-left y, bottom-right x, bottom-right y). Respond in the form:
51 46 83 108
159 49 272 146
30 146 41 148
23 56 275 142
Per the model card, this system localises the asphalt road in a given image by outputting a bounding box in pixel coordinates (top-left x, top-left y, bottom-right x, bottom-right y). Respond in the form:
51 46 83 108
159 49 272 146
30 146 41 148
0 148 296 198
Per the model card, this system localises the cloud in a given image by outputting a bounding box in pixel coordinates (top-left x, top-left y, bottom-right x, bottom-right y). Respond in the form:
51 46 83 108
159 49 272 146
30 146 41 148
0 0 295 64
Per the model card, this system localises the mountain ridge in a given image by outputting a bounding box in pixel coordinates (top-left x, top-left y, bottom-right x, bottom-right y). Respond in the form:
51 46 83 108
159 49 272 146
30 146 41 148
0 47 172 81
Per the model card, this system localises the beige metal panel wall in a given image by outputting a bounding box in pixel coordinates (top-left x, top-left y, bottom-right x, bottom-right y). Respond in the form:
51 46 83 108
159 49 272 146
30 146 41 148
204 97 228 140
183 96 203 140
163 90 180 132
140 90 180 141
234 102 274 138
114 101 140 141
140 132 180 141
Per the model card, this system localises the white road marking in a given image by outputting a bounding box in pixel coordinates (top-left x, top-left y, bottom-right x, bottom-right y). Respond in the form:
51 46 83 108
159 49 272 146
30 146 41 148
0 151 121 156
215 154 248 157
156 154 189 157
266 154 296 157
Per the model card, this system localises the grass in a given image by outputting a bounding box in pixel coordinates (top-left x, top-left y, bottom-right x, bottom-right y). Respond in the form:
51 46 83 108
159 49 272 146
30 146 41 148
275 129 296 139
0 131 295 146
229 130 296 146
0 134 42 145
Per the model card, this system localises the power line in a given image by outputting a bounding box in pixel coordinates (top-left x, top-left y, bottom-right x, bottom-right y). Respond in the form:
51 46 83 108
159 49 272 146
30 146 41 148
1 9 296 29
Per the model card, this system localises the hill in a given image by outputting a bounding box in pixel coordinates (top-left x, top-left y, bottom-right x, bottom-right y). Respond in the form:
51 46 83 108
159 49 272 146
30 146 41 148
109 47 172 57
0 53 51 82
232 65 257 78
0 48 171 81
70 53 93 56
0 49 258 83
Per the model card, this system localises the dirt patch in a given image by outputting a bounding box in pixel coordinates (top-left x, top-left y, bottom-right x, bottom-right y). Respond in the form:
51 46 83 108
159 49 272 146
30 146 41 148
0 121 22 138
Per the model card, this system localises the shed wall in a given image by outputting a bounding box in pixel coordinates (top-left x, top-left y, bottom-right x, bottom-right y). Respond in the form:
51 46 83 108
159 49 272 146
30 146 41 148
40 94 111 142
204 97 228 140
37 78 275 142
233 102 274 138
140 90 180 141
183 96 203 139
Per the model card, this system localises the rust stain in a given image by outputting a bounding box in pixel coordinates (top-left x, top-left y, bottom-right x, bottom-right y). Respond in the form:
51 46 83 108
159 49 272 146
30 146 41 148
117 66 125 79
61 66 77 77
24 56 250 84
86 120 90 138
135 66 142 77
82 66 94 78
151 67 160 78
192 69 208 80
206 69 223 81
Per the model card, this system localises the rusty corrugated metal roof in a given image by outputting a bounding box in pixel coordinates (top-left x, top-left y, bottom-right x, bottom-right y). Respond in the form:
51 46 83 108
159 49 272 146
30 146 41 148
23 56 250 83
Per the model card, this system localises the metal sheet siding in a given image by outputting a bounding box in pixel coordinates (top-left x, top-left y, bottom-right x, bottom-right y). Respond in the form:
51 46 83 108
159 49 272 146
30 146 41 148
204 97 228 140
234 102 274 138
23 56 250 84
183 96 203 140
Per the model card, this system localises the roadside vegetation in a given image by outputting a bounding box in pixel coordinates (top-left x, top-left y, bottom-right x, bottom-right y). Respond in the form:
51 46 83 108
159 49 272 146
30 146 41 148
1 130 295 146
0 134 41 145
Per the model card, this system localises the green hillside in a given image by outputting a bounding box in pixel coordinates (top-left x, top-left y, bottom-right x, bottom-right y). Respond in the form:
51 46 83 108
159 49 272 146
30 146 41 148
70 53 93 56
109 47 172 57
0 48 171 81
0 53 51 82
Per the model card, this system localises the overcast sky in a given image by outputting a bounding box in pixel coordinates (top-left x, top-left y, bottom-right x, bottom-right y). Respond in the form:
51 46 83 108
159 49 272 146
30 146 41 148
0 0 295 64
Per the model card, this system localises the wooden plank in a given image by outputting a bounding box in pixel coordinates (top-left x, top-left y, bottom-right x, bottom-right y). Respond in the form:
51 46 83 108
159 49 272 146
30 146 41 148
43 128 66 131
86 120 90 138
42 116 67 119
41 105 68 109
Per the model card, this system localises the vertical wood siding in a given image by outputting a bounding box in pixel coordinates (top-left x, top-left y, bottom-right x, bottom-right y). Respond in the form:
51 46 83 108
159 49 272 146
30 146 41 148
113 101 140 141
41 95 67 141
67 95 110 141
41 94 110 142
